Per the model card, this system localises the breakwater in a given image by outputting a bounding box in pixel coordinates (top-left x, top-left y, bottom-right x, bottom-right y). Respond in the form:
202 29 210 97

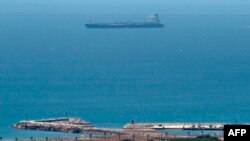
11 118 226 140
12 117 155 135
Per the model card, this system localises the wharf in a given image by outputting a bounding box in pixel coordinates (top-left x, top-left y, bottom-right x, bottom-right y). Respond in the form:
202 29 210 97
123 122 226 130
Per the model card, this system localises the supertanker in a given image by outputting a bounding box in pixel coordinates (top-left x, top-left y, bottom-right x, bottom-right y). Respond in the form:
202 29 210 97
85 14 164 29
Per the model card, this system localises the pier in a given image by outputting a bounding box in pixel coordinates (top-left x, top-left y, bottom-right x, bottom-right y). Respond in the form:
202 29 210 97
12 118 156 135
11 118 226 140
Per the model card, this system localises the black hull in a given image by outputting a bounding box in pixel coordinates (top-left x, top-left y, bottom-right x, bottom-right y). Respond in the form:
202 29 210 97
85 24 164 29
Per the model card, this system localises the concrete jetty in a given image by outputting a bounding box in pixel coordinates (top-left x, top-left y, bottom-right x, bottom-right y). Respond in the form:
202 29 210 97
123 122 225 130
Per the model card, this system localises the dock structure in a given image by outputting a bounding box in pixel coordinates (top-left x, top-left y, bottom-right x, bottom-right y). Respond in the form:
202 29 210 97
12 118 229 141
11 118 228 141
12 117 156 135
123 122 225 130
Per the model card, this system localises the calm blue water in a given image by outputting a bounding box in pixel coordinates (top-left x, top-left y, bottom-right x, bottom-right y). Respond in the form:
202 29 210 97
1 12 250 139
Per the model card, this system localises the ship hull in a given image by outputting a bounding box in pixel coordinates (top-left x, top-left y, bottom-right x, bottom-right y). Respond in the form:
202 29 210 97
85 23 164 29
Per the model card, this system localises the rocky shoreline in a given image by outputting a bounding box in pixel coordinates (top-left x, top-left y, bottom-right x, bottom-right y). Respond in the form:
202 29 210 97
12 117 94 133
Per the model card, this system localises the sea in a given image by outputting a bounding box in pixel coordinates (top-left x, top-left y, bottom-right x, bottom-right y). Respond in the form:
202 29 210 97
1 11 250 139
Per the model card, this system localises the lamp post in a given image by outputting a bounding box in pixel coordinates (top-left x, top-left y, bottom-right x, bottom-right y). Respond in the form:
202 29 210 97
89 133 92 141
165 132 169 141
201 128 204 136
118 134 121 141
104 132 106 141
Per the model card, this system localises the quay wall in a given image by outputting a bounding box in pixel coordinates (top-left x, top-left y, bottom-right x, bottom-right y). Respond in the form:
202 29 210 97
123 123 229 130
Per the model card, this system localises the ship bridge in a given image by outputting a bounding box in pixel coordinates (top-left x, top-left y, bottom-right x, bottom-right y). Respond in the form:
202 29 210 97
147 14 160 23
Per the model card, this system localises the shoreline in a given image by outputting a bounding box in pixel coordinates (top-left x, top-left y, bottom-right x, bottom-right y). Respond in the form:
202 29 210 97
0 135 223 141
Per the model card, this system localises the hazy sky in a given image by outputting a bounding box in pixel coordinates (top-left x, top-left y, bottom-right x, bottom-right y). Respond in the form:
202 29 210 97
1 0 250 14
